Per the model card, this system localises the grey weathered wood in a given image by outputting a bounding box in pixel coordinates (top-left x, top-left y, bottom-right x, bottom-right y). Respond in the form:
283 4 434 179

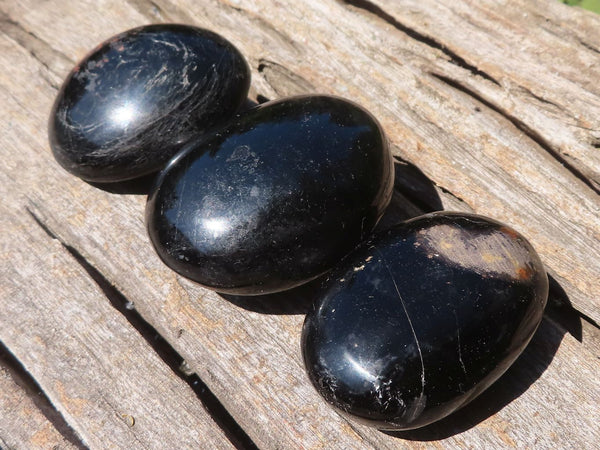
0 364 77 450
9 0 598 323
367 0 600 184
1 0 600 448
0 206 234 447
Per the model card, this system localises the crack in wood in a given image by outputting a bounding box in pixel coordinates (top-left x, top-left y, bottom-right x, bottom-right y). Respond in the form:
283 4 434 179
435 183 470 207
25 208 258 450
578 38 600 55
127 0 170 21
429 72 600 196
0 11 73 88
340 0 500 86
518 86 562 110
390 156 445 214
0 341 88 449
129 0 213 25
391 185 432 215
580 311 600 334
257 59 315 97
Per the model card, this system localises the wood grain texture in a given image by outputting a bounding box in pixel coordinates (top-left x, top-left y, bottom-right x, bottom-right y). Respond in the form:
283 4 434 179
9 0 597 322
1 0 599 448
367 0 600 183
0 203 233 447
0 364 77 450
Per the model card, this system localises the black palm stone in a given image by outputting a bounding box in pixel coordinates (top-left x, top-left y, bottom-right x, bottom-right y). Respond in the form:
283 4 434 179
49 24 250 182
146 95 394 295
301 212 548 430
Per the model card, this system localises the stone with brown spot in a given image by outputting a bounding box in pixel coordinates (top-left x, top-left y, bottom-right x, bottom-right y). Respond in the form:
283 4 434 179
302 211 548 430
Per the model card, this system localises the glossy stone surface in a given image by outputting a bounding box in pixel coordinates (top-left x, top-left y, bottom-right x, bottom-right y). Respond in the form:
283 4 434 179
301 212 548 430
49 24 250 182
146 95 394 295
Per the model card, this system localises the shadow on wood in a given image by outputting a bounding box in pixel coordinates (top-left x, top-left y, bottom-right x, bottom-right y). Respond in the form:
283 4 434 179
544 275 584 342
88 171 158 196
391 156 445 213
220 274 324 315
376 158 444 231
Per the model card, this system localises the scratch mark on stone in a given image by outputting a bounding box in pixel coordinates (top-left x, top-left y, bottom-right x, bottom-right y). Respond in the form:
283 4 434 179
360 216 366 239
454 309 467 378
376 249 426 396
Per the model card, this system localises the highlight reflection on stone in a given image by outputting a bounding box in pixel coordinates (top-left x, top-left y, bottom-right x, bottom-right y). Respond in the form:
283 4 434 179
49 24 250 182
301 212 548 430
146 95 394 295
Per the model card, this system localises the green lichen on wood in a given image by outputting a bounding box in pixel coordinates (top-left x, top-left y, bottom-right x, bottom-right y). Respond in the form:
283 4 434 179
562 0 600 13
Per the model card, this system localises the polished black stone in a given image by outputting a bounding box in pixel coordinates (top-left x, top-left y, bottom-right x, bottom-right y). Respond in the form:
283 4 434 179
146 95 394 295
49 24 250 182
301 212 548 430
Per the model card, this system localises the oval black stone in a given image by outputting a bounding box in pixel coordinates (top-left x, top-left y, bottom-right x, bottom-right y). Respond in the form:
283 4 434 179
146 95 394 295
49 24 250 182
301 212 548 430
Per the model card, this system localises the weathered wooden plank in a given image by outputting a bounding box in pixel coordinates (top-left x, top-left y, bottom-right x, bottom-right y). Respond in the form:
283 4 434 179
0 356 78 450
1 31 599 450
0 208 234 447
364 0 600 185
24 186 600 449
6 0 597 323
1 0 599 448
220 0 600 322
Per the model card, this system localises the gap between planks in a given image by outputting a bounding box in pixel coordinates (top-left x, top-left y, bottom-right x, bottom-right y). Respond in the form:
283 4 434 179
0 342 85 449
0 201 238 449
1 0 600 446
25 208 258 450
